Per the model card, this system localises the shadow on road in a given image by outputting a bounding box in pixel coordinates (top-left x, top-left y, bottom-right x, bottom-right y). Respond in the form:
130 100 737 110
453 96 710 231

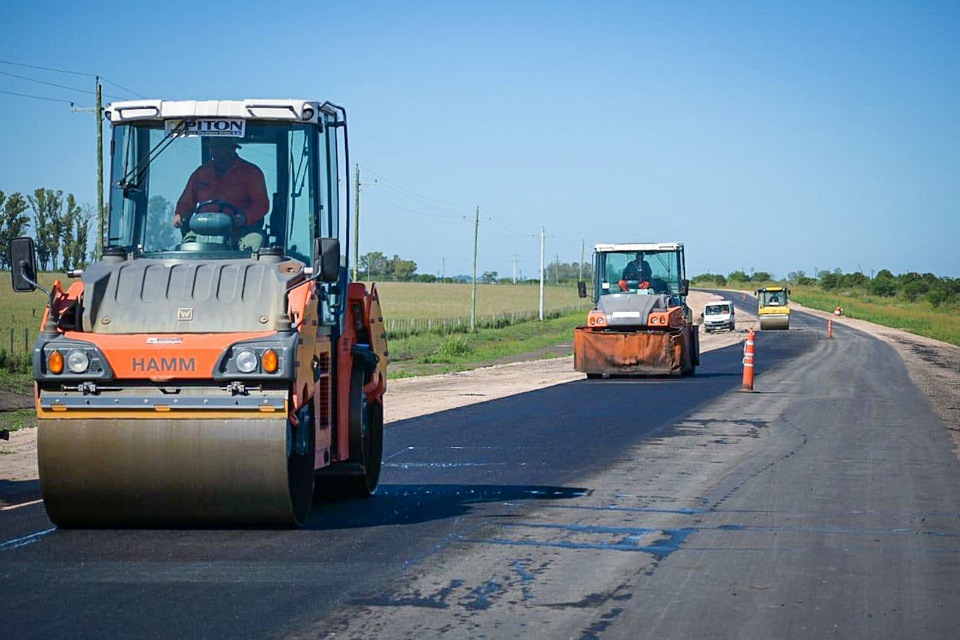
308 483 587 530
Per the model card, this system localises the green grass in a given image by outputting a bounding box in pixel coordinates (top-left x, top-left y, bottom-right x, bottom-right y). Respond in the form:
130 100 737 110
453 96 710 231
0 409 35 434
705 283 960 348
789 285 960 347
388 309 583 378
1 271 70 360
374 281 582 319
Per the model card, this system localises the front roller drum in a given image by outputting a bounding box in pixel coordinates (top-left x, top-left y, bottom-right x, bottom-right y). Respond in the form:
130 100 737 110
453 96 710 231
38 416 314 528
759 314 790 330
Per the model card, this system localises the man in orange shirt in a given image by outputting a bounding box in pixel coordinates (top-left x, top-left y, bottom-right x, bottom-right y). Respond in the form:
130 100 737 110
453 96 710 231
174 136 269 250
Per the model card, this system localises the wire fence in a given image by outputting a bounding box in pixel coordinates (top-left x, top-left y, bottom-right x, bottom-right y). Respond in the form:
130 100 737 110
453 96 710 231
385 305 580 340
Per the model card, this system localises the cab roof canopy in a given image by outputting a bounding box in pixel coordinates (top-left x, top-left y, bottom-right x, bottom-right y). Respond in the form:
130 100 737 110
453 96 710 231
594 242 683 253
103 99 339 124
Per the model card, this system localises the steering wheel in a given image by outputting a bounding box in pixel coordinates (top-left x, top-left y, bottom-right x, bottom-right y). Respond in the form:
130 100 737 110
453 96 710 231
194 199 240 217
183 200 241 239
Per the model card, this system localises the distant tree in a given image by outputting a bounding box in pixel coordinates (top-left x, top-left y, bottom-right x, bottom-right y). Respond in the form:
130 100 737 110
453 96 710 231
820 272 841 291
73 204 94 267
0 190 31 270
692 273 727 286
146 196 178 251
58 194 84 271
727 270 750 283
390 255 417 281
752 271 773 283
480 271 499 284
27 188 63 271
360 251 389 280
869 270 898 297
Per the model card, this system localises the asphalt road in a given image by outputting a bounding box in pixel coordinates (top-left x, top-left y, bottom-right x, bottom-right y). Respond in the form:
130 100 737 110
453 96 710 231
2 302 959 639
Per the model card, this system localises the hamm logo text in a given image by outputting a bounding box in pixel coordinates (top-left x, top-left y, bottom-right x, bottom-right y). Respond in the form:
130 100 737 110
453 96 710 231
132 357 196 373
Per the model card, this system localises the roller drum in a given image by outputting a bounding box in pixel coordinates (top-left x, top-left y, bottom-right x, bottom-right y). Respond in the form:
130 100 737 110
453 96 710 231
759 315 790 330
38 417 311 528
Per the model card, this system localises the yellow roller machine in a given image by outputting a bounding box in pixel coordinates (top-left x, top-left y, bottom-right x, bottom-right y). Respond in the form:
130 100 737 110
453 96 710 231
756 286 791 330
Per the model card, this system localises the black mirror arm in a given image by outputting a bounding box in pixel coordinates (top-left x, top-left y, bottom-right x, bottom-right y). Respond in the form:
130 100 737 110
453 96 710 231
20 261 62 336
19 260 50 296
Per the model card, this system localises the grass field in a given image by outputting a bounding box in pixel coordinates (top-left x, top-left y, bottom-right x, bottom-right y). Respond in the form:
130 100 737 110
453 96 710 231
788 285 960 347
711 283 960 348
373 281 582 317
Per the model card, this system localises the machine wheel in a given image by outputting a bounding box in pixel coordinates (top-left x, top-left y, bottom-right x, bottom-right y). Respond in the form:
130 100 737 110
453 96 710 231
344 365 384 497
586 373 603 379
287 400 317 525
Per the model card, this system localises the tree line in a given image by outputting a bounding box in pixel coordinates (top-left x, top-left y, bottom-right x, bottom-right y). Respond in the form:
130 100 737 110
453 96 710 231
692 268 960 308
357 251 593 285
1 188 95 272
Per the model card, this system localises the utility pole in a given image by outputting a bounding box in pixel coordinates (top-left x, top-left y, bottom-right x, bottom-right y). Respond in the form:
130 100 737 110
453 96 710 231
352 164 360 281
539 227 545 321
71 78 105 259
471 206 479 331
351 165 377 281
512 254 518 284
578 239 585 310
555 252 560 285
441 255 446 283
96 77 103 259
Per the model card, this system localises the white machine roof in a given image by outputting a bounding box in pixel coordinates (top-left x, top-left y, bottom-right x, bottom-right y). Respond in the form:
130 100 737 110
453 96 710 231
594 242 683 252
104 99 334 124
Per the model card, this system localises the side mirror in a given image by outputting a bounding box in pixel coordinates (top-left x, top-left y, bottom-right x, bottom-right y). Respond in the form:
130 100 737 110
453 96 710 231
679 279 689 296
10 236 38 293
577 281 587 299
313 237 341 283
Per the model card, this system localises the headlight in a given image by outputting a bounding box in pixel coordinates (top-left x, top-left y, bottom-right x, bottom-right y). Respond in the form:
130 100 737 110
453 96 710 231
235 349 259 373
66 350 90 373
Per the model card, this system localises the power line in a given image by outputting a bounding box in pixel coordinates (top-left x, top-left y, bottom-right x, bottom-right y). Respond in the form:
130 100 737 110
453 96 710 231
358 165 474 216
0 70 127 101
0 69 92 96
0 58 90 77
0 58 146 99
363 191 468 220
0 89 75 104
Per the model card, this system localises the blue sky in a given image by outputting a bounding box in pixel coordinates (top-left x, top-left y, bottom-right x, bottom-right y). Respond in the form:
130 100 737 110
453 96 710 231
1 0 958 279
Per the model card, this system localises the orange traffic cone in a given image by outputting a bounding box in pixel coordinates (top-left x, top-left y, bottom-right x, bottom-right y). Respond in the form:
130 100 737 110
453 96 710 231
827 319 833 339
741 328 755 392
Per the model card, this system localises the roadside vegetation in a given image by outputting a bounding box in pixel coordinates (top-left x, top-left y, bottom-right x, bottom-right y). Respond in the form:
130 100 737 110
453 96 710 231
694 268 960 347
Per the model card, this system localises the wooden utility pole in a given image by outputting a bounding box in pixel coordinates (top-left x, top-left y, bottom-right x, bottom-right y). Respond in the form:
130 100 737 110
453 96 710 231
352 164 360 281
578 239 585 310
96 77 104 259
471 206 479 331
539 227 545 321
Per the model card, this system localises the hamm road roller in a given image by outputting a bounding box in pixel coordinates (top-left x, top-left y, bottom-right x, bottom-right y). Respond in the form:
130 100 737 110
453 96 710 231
574 242 699 377
9 99 387 527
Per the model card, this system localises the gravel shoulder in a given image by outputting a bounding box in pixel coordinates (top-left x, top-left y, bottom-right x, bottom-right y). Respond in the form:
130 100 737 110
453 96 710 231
2 291 958 500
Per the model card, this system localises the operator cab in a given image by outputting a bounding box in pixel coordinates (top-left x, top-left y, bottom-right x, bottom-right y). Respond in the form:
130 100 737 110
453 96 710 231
105 100 341 263
594 245 687 299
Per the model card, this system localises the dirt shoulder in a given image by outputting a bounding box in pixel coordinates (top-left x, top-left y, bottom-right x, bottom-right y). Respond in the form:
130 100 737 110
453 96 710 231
2 291 958 498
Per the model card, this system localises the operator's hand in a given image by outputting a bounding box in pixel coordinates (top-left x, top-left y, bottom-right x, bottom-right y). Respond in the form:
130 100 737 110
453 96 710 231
232 212 246 229
173 213 184 228
618 279 628 292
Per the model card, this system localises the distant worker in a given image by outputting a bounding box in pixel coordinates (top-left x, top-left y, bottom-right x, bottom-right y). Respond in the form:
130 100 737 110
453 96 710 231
619 253 652 291
174 136 270 251
769 293 780 305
